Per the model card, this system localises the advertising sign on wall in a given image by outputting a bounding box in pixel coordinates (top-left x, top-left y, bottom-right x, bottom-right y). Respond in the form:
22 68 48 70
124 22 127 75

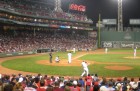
69 4 86 12
121 42 134 48
113 42 121 48
130 19 140 25
102 19 117 25
102 42 113 48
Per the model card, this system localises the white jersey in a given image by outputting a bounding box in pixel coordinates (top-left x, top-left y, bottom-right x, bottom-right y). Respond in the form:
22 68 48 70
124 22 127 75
82 61 85 68
68 53 72 57
134 48 136 53
82 62 88 69
134 48 137 58
105 48 108 53
73 48 76 53
81 61 89 76
68 52 72 63
55 57 59 62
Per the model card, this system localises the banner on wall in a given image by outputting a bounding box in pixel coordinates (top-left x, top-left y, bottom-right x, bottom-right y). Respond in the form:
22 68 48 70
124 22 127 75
102 42 113 48
113 41 121 48
121 42 134 48
134 42 140 48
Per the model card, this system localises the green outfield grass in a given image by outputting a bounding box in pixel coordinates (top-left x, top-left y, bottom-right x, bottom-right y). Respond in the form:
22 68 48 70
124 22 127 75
1 49 140 77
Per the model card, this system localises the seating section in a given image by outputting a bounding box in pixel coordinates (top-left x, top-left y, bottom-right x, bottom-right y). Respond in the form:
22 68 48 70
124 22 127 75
0 0 92 22
0 30 96 53
0 73 139 91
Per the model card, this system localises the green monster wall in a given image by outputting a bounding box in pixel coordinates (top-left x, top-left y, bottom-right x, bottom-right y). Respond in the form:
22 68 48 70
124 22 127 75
100 31 140 48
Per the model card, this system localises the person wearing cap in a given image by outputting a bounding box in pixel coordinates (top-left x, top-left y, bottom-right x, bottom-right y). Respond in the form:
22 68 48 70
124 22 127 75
105 47 108 54
134 46 137 58
73 48 76 53
55 56 60 63
68 52 72 63
72 80 80 91
49 52 53 63
81 61 89 77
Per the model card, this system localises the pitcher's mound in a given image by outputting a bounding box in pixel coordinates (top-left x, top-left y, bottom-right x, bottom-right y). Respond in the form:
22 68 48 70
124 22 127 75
124 56 140 59
105 66 133 70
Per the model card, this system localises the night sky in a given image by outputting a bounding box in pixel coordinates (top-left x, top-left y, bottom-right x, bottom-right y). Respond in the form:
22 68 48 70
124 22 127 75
61 0 140 26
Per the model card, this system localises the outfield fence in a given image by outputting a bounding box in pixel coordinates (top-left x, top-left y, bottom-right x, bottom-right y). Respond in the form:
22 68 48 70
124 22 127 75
0 51 36 58
100 31 140 48
102 41 140 48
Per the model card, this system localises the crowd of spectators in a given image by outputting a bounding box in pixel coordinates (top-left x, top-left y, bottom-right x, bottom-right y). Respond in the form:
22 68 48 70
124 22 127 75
0 12 91 28
0 0 92 23
0 29 96 53
0 73 140 91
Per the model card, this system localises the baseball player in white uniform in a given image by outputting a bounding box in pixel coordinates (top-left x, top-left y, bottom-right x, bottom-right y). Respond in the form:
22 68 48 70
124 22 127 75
68 52 72 63
73 48 76 53
105 47 108 54
134 47 137 58
55 56 60 63
81 61 89 77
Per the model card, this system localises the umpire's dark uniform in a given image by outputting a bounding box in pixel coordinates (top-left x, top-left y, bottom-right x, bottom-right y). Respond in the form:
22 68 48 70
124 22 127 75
49 52 52 63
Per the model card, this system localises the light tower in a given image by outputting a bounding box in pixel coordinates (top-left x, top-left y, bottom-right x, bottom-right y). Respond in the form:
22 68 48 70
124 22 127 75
117 0 123 31
54 0 63 12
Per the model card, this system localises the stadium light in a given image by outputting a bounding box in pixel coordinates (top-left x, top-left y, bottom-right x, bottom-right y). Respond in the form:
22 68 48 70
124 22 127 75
54 0 63 12
117 0 123 31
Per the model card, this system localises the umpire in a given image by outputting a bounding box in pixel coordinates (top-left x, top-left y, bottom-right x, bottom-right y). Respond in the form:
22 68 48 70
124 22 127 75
49 52 52 63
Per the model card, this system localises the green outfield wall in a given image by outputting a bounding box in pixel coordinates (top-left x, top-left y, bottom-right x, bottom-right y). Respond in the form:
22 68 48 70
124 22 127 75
0 51 36 58
100 31 140 48
0 48 52 58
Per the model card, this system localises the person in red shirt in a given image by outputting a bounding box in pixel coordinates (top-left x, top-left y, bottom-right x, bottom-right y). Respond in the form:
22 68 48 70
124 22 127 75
37 79 47 91
72 80 81 91
85 74 92 91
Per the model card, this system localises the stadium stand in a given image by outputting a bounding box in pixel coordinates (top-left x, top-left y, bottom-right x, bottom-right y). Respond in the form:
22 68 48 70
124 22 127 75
0 73 140 91
0 0 92 22
0 0 96 53
0 29 96 53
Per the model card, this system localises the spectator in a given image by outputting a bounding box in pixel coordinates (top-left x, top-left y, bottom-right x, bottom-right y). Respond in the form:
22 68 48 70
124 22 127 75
36 79 46 91
53 81 64 91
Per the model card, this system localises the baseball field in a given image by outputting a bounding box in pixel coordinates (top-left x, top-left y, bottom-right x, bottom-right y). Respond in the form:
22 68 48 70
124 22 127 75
0 48 140 78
